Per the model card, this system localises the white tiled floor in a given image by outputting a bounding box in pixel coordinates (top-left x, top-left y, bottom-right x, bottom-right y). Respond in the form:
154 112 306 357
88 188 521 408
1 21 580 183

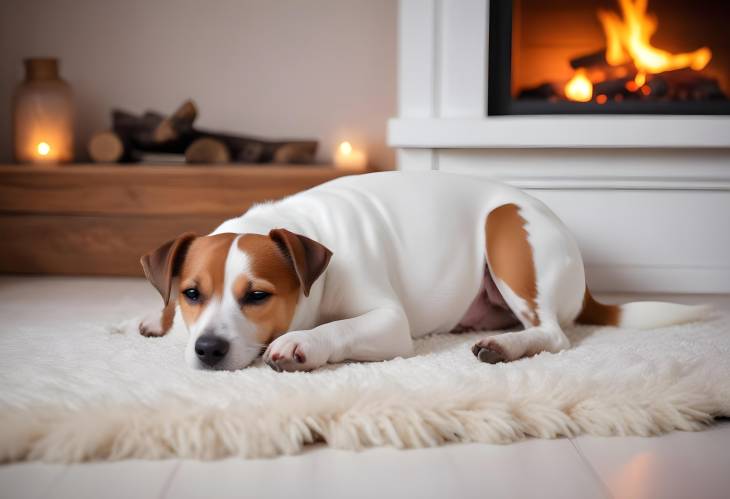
1 277 729 499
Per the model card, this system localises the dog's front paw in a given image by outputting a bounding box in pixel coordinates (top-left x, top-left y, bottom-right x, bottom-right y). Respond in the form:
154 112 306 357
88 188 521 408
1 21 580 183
263 331 329 372
138 312 167 337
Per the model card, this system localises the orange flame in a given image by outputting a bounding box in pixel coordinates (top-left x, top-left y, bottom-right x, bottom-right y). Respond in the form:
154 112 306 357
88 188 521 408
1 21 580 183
565 69 593 102
598 0 711 74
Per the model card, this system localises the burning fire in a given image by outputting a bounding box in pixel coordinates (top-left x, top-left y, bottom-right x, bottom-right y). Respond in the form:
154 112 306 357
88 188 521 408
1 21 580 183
598 0 711 74
565 0 712 102
565 69 593 102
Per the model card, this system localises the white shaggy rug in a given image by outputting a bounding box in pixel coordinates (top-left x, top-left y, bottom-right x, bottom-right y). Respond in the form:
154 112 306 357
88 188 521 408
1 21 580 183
1 292 729 463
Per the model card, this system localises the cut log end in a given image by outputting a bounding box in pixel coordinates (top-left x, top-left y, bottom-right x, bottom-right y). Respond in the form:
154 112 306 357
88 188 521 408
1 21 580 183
88 131 124 163
273 143 318 164
185 138 230 164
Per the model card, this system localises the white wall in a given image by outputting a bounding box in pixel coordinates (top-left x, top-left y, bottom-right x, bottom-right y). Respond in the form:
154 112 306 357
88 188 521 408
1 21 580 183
0 0 397 168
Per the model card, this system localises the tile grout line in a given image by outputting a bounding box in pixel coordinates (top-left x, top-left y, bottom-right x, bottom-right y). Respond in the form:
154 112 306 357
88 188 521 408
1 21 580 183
568 438 615 499
157 460 183 499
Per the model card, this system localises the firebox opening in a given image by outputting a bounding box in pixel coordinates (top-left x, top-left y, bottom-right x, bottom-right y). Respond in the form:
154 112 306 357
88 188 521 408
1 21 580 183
488 0 730 115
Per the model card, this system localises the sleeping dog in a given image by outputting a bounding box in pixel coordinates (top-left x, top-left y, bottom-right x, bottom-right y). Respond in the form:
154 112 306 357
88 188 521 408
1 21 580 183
139 171 706 371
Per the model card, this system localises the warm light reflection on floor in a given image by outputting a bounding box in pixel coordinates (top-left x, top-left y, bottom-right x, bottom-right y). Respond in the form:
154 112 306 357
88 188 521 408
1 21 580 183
610 451 656 499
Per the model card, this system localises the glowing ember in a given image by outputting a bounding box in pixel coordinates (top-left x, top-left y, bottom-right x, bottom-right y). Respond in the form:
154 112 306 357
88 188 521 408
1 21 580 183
634 72 646 87
564 69 593 102
598 0 712 74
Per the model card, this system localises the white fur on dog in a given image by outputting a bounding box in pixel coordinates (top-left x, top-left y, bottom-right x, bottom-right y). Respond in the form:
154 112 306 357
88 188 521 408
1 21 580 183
1 312 729 463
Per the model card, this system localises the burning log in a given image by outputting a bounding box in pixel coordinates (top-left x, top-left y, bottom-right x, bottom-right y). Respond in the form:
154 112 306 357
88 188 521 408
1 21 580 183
593 77 632 98
569 49 638 87
517 83 557 100
646 76 669 98
570 50 608 70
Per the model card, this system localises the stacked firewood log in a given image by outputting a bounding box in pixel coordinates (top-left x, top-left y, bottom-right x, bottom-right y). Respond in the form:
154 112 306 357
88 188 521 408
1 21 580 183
87 100 318 164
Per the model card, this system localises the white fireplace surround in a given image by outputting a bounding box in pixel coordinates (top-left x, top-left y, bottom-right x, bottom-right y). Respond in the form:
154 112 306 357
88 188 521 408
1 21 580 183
388 0 730 293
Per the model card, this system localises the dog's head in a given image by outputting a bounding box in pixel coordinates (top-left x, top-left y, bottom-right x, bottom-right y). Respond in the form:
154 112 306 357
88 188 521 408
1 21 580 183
141 230 332 370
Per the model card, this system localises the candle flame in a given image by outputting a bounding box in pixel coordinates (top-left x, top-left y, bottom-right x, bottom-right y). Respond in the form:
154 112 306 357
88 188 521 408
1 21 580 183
564 69 593 102
37 142 51 156
339 141 353 155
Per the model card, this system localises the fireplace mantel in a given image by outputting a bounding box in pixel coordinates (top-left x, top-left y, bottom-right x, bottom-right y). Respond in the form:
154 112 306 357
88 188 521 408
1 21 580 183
388 0 730 293
389 116 730 149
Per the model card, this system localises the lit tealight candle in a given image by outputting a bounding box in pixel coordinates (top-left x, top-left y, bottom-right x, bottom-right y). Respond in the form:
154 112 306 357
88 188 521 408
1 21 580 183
37 142 51 157
334 141 367 171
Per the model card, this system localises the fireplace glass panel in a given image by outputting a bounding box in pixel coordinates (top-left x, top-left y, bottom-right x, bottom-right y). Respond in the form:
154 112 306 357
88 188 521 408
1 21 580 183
489 0 730 114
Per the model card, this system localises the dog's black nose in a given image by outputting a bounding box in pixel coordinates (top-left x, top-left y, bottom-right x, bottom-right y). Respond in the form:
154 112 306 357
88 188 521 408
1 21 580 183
195 335 230 367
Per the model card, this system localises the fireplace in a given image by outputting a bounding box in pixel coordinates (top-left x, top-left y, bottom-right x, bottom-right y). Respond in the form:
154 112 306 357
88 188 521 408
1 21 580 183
489 0 730 115
390 0 730 293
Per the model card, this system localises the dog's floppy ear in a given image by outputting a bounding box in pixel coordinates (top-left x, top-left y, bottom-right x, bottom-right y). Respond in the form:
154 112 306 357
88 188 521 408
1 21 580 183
269 228 332 297
140 232 197 305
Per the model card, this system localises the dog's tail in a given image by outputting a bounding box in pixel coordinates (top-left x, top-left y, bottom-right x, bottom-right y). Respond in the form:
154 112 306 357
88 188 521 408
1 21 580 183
575 289 711 329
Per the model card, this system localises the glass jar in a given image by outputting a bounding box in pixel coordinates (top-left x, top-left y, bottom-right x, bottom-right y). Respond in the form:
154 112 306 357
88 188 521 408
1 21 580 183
12 58 74 164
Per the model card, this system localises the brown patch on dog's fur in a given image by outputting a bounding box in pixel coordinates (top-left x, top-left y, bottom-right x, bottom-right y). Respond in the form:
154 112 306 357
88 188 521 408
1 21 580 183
237 234 301 344
576 288 621 326
178 233 238 325
160 300 176 332
269 228 332 297
141 232 197 305
486 204 539 326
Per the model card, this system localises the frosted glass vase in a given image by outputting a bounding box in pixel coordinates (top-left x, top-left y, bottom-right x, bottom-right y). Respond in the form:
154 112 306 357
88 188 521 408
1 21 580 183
12 58 74 164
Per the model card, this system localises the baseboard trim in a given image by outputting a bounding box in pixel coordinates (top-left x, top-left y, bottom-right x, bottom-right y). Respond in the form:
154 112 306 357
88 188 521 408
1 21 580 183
586 265 730 294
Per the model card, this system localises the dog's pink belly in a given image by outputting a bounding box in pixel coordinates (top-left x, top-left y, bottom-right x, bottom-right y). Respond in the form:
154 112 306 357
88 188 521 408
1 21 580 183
451 264 520 333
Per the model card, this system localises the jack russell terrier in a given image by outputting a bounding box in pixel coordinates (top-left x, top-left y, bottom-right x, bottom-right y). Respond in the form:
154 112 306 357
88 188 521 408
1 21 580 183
139 171 706 371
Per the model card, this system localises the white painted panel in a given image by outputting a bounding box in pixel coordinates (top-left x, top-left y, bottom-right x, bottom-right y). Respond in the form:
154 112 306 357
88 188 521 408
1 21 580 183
436 148 730 190
585 265 730 294
398 0 437 118
529 189 730 269
396 148 437 171
438 0 488 117
438 151 730 293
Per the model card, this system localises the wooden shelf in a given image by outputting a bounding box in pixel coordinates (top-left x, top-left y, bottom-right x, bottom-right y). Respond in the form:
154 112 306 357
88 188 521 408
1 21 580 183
0 164 351 216
0 164 355 276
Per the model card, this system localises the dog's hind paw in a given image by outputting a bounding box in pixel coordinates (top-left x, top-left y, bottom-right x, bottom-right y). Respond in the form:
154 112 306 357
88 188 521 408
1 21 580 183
472 339 509 364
